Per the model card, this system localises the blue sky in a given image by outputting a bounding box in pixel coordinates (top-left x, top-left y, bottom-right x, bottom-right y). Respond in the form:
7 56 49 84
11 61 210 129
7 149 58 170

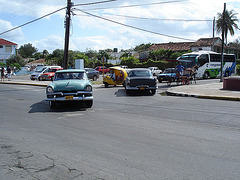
0 0 239 53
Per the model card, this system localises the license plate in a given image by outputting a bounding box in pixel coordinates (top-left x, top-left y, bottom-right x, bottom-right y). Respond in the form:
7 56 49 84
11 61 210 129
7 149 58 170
65 96 73 100
139 87 145 90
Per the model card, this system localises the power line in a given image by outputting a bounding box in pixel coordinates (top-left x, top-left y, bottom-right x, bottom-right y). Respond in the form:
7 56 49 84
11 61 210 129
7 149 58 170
0 7 66 36
74 9 196 41
80 0 188 11
96 13 212 22
73 0 117 7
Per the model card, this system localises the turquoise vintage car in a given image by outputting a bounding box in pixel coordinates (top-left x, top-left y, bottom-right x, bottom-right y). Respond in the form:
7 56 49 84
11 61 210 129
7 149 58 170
45 69 93 109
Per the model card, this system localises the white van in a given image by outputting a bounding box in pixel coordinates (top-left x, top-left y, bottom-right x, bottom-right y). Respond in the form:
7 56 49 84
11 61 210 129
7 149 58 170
30 66 61 80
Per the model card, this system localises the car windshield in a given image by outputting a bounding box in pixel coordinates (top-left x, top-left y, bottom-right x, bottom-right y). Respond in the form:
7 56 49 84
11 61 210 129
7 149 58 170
35 67 47 72
164 69 175 73
128 70 151 77
47 69 58 73
54 72 87 81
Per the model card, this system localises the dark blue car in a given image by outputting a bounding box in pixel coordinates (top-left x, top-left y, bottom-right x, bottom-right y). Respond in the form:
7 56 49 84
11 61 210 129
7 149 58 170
157 68 176 83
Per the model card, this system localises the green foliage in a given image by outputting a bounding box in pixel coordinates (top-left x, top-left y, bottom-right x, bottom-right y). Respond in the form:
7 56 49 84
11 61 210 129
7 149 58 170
120 56 140 67
97 50 110 61
134 43 152 52
0 62 6 67
10 63 21 70
134 59 177 70
148 49 173 61
46 49 64 66
236 64 240 75
18 43 37 58
7 55 25 67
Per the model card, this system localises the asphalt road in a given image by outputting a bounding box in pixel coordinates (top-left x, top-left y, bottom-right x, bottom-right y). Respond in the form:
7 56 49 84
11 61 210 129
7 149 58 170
0 84 240 180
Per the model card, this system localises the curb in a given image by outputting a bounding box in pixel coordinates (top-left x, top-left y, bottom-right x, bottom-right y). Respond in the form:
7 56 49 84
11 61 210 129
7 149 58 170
0 81 47 87
166 91 240 101
0 81 103 88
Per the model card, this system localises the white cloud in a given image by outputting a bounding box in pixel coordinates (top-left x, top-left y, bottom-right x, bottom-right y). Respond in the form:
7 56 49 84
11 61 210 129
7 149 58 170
0 19 24 43
0 0 240 52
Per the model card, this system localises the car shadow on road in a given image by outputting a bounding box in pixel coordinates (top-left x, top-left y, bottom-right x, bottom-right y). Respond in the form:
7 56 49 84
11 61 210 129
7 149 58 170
114 89 155 97
29 101 87 113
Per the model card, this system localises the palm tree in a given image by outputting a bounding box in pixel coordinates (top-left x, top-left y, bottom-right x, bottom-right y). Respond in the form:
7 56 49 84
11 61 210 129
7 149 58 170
216 9 239 44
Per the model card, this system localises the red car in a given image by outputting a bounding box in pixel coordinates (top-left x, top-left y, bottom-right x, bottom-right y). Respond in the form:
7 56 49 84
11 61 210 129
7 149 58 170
39 67 63 81
95 66 110 74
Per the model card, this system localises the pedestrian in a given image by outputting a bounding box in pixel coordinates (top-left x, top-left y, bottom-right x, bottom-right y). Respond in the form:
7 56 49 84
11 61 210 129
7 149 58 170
7 66 11 81
1 67 5 81
175 62 184 76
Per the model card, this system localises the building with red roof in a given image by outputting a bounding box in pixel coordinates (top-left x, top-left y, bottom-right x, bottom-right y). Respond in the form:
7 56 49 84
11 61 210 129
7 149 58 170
0 38 17 64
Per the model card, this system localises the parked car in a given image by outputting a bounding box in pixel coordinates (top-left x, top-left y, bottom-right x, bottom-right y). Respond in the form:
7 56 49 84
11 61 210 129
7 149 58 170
148 67 162 76
30 66 61 80
95 66 110 74
84 68 99 81
39 67 63 81
45 69 93 109
124 68 157 95
157 68 176 83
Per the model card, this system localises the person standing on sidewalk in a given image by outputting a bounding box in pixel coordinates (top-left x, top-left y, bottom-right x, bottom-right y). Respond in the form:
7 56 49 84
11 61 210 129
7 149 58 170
7 66 11 81
1 67 5 81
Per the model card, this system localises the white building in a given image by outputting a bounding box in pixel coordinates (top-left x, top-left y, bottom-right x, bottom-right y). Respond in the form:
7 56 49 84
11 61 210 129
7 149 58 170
0 38 17 64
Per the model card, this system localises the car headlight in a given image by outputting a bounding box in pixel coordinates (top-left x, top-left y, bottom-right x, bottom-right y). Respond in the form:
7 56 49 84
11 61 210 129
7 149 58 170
85 85 92 92
47 86 53 94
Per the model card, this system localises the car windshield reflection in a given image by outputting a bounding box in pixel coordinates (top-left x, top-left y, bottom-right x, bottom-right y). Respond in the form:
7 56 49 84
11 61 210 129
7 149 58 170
128 70 151 77
54 72 87 81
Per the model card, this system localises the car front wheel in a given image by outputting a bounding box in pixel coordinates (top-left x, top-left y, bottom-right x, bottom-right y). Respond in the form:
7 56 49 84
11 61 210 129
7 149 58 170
151 89 156 95
85 100 93 108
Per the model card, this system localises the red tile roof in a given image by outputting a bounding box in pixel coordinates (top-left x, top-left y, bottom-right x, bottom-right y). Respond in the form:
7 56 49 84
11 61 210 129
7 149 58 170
149 37 222 51
149 42 195 51
0 38 17 46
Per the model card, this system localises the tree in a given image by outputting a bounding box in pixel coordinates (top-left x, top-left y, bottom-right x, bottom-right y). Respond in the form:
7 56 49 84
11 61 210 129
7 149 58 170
216 9 239 44
7 55 25 67
46 49 64 66
134 43 152 52
42 50 49 58
18 43 38 58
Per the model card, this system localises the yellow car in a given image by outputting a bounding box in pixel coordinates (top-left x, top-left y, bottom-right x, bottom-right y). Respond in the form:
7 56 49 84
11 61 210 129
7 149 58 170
103 67 128 88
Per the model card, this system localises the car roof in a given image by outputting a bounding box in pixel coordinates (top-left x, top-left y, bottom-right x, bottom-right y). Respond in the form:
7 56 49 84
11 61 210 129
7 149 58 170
129 68 150 71
55 69 85 73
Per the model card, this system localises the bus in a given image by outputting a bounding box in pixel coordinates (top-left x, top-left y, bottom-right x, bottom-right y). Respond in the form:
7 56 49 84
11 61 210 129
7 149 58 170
177 51 236 78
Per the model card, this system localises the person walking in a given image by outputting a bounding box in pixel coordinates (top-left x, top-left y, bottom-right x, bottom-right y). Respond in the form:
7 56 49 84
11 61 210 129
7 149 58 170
7 66 11 81
1 67 5 81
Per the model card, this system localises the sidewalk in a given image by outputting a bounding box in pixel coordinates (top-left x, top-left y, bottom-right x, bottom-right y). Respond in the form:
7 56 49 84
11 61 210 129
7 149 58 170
1 75 240 101
166 82 240 101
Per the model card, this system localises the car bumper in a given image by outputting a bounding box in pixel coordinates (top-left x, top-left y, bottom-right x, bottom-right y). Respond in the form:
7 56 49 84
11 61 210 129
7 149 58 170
45 91 93 101
126 85 157 90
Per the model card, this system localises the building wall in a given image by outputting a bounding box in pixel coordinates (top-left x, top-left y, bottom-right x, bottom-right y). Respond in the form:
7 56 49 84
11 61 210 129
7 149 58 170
0 45 17 64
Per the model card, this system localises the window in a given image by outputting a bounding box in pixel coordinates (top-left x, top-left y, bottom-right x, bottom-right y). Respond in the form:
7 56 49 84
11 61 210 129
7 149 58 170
5 45 12 53
198 54 209 66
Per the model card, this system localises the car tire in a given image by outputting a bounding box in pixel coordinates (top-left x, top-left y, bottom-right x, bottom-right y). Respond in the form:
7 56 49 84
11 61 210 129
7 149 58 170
49 101 56 109
93 75 97 81
85 100 93 108
104 83 108 88
38 77 42 81
151 89 156 95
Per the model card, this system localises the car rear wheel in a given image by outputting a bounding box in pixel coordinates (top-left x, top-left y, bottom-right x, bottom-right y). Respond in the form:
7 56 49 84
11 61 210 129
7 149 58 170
85 100 93 108
104 82 109 88
93 75 97 81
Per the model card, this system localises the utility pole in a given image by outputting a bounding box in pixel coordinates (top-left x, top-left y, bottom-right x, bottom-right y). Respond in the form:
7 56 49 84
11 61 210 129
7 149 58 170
212 17 215 51
63 0 72 69
220 3 226 82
